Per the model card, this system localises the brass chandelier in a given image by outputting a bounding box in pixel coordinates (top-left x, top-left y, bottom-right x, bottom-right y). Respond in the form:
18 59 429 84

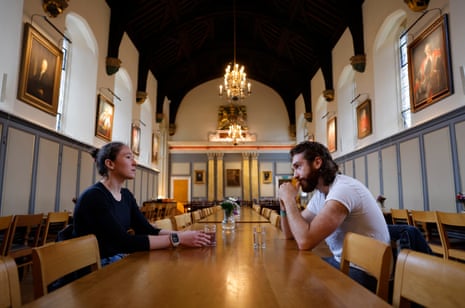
218 0 251 102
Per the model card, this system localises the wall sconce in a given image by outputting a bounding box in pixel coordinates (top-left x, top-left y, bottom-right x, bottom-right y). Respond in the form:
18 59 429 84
42 0 69 18
404 0 430 12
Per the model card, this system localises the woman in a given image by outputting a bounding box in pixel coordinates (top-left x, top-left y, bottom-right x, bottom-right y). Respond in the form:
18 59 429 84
73 142 210 266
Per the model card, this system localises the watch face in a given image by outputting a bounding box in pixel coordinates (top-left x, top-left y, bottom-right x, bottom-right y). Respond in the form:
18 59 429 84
171 233 180 245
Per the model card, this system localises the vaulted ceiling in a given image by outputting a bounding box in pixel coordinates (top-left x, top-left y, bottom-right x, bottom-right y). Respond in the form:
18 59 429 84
104 0 366 134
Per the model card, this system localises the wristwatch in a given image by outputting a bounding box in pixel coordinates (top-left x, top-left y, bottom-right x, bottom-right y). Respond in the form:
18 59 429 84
170 233 180 247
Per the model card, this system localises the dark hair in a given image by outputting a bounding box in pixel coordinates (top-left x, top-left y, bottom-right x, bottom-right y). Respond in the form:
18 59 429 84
290 141 339 185
92 142 126 176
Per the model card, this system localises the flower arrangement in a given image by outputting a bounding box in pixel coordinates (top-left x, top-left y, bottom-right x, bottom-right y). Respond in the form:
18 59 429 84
456 192 465 203
221 197 240 216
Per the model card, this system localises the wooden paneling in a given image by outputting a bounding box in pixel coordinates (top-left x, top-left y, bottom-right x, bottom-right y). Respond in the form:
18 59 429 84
367 151 380 194
1 127 35 215
354 156 366 185
381 145 399 209
456 120 465 197
34 138 59 214
424 127 454 211
59 146 79 212
400 138 423 210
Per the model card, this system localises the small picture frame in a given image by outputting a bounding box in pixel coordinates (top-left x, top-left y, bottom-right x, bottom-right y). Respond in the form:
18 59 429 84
226 169 241 187
327 116 337 153
356 99 372 139
95 94 114 141
152 132 158 163
262 171 272 184
17 23 63 115
131 124 141 155
408 14 453 112
194 170 205 184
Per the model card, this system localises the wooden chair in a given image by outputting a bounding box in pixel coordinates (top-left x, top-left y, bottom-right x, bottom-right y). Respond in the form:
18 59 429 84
390 209 412 225
437 211 465 262
32 234 101 299
6 213 44 274
41 212 70 245
0 256 21 308
191 210 201 223
174 214 187 231
0 215 14 256
392 249 465 308
340 232 392 301
410 210 444 258
153 218 174 231
269 211 280 228
140 204 156 222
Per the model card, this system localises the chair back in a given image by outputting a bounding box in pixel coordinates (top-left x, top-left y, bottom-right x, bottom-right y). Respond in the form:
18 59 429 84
0 256 21 308
154 218 174 231
410 210 444 257
0 216 14 256
437 211 465 261
41 212 70 245
269 211 280 228
191 210 201 223
6 214 43 268
32 234 101 298
390 209 412 225
392 249 465 308
174 214 187 230
340 232 392 301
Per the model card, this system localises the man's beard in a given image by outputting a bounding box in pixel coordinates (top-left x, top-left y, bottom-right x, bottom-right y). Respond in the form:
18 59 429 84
299 167 320 193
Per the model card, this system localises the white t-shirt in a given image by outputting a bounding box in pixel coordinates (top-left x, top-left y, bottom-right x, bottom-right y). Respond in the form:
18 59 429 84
306 174 390 262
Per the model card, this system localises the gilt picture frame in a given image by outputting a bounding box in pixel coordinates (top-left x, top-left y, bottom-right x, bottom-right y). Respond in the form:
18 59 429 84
17 23 63 115
262 171 272 184
131 124 141 155
226 169 240 187
408 14 453 112
327 116 337 153
356 99 372 139
194 170 205 184
95 94 114 141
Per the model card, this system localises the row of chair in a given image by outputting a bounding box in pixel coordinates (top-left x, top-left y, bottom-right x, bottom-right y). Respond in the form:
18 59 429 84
140 202 178 223
0 212 70 278
390 209 465 261
340 231 465 307
252 204 280 228
151 206 222 231
1 233 100 307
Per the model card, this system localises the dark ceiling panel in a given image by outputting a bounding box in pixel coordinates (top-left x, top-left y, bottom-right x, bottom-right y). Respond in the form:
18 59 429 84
105 0 365 129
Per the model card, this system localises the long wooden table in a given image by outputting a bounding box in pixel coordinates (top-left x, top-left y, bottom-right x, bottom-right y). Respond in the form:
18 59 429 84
25 222 390 307
199 207 269 223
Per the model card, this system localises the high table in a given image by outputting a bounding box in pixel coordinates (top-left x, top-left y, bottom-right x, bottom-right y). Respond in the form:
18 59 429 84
199 207 269 223
25 223 390 307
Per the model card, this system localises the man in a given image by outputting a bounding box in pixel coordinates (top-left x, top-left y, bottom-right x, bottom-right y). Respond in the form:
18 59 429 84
279 141 390 292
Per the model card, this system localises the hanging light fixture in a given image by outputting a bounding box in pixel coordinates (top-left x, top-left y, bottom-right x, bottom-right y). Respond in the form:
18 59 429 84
218 0 251 102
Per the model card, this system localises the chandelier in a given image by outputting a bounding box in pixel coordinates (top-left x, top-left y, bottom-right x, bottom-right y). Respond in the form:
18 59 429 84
228 123 243 146
218 0 251 102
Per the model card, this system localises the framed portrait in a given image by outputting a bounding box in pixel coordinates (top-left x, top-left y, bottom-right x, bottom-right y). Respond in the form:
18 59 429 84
408 14 453 112
226 169 240 187
131 124 141 155
262 171 272 184
356 99 372 139
17 23 63 115
152 132 158 163
194 170 205 184
327 116 337 153
95 94 114 141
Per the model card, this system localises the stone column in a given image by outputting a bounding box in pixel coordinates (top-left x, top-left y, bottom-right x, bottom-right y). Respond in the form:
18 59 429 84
242 152 251 202
250 152 259 202
207 152 216 202
216 152 224 202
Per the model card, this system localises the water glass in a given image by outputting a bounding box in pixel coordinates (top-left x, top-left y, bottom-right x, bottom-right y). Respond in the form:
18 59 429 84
204 224 216 246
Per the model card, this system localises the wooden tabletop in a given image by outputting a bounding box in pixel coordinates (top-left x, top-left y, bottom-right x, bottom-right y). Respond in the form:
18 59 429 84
25 222 390 308
199 207 269 223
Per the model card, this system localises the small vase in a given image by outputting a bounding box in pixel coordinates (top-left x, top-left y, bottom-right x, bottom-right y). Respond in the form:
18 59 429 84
222 209 235 230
